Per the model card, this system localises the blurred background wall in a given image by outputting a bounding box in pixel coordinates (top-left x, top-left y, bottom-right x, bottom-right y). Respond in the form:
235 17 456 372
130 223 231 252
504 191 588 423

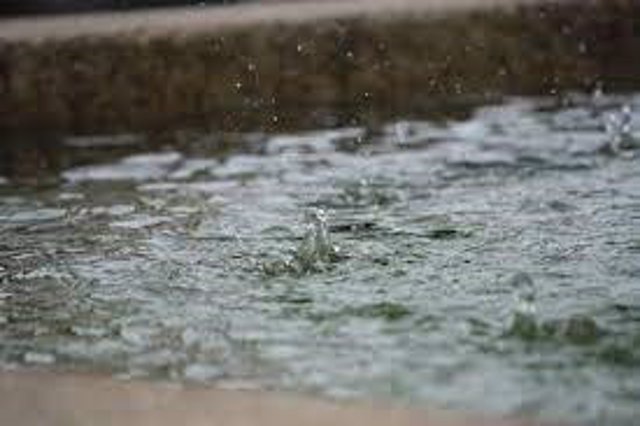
0 0 241 16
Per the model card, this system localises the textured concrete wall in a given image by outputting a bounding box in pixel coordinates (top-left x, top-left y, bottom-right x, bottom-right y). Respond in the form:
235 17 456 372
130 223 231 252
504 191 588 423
0 0 638 134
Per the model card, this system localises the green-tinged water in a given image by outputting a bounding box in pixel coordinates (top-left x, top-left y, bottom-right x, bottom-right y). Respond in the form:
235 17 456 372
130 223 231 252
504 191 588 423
1 95 639 425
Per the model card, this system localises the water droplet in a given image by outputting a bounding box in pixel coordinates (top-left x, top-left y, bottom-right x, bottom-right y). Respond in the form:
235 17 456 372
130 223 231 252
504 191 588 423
578 41 587 54
591 82 604 105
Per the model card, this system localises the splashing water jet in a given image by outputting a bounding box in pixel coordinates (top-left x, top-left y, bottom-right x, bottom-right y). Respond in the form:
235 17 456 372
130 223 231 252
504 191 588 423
261 208 341 276
294 208 340 274
603 104 637 156
507 272 539 340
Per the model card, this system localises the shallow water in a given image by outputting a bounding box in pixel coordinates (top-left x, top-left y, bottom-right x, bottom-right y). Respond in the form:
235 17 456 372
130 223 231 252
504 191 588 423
1 95 640 425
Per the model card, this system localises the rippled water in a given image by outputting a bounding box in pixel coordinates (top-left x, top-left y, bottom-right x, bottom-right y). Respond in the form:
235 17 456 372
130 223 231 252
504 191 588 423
1 95 640 425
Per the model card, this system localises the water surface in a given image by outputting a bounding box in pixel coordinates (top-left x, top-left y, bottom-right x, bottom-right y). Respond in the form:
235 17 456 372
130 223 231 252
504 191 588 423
1 95 639 425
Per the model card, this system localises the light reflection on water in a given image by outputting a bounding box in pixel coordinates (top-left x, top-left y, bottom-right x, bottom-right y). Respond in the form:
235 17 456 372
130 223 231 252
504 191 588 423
1 95 640 425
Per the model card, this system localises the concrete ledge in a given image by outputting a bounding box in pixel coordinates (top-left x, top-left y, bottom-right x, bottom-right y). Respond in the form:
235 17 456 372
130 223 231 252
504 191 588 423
0 0 639 133
0 369 554 426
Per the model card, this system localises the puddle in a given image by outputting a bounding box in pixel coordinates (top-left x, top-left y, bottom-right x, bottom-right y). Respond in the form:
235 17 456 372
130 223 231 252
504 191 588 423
1 95 639 425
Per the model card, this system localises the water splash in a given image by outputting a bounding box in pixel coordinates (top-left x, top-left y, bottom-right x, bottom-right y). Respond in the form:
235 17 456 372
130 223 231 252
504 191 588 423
262 208 341 276
505 272 604 345
510 272 536 313
603 104 637 156
294 208 340 272
506 272 539 340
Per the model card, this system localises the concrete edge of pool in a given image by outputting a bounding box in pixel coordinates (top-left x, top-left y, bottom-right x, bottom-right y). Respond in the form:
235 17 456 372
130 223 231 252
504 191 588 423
0 368 566 426
0 0 639 134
